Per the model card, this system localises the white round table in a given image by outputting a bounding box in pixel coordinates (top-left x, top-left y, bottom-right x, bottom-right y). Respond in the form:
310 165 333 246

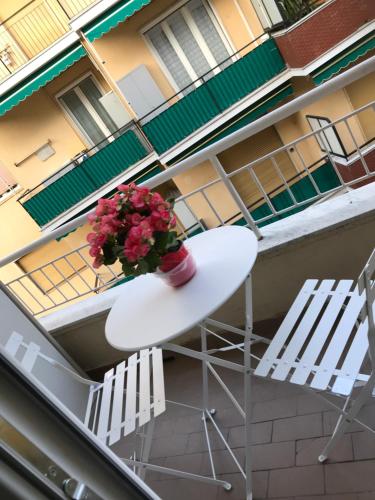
105 225 260 500
105 225 258 351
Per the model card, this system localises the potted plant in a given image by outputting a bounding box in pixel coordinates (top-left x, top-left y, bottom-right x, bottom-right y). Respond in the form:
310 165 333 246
87 183 196 287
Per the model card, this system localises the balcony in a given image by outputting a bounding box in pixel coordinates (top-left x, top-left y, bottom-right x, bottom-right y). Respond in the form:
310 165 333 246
19 123 153 227
1 57 375 500
20 37 289 228
0 0 97 83
141 38 287 155
272 0 374 68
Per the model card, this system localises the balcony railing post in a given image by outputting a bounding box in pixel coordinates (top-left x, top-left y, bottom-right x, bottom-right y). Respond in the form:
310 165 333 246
210 156 263 240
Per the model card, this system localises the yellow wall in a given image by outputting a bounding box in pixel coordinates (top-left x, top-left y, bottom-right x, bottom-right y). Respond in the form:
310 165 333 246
91 0 261 109
0 55 110 281
0 57 109 193
345 73 375 141
276 78 366 165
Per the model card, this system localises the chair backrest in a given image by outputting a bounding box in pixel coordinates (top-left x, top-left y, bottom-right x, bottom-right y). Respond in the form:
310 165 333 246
0 284 89 419
358 248 375 363
3 330 90 418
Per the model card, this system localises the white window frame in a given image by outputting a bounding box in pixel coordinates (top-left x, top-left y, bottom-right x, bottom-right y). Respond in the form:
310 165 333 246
142 0 236 94
307 115 347 158
56 72 114 148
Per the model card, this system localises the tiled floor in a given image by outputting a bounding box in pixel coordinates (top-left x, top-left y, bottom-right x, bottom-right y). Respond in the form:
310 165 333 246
109 335 375 500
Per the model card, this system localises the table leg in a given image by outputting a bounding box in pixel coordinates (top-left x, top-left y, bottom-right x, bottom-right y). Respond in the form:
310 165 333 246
201 322 209 413
244 273 253 500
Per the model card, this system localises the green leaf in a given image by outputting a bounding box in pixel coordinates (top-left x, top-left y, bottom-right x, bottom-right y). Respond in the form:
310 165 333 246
144 249 161 273
121 260 135 277
113 245 124 258
135 259 149 276
102 243 117 266
154 231 169 253
165 231 179 252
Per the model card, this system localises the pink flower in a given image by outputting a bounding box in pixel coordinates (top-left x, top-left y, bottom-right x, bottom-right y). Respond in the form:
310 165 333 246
130 191 147 210
150 210 168 232
149 192 164 210
93 255 104 269
89 246 101 257
128 225 143 242
117 184 130 193
87 232 97 244
139 219 153 240
160 210 171 222
96 233 107 247
129 213 143 226
124 240 150 262
134 186 150 196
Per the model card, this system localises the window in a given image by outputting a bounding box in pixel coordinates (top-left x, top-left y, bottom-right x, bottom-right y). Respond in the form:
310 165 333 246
307 116 347 158
58 75 117 147
145 0 232 93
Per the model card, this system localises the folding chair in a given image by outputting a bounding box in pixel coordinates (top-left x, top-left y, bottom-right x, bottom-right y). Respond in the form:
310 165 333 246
254 248 375 462
4 331 231 490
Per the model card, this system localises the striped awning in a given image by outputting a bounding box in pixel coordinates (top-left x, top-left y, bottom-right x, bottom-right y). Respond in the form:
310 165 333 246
0 44 86 116
313 33 375 85
84 0 151 43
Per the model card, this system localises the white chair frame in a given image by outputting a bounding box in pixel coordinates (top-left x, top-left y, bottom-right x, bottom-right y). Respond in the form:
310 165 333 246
254 248 375 462
3 331 232 491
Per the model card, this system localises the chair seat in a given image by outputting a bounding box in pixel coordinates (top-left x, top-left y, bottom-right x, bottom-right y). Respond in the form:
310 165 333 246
255 279 370 396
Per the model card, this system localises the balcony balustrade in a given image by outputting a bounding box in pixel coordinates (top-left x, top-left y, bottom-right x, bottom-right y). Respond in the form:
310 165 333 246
19 123 152 226
0 0 97 82
141 38 286 155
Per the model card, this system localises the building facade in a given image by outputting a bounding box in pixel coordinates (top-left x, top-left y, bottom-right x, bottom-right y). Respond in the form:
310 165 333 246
0 0 374 306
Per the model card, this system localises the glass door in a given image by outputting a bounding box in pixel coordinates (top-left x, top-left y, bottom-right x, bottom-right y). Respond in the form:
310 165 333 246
59 75 118 148
146 0 232 94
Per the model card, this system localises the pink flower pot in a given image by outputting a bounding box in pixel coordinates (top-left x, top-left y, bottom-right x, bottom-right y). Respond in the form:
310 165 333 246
157 247 196 287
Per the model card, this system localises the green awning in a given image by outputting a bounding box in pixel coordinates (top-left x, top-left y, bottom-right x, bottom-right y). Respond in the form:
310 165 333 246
0 44 86 116
313 34 375 85
84 0 151 42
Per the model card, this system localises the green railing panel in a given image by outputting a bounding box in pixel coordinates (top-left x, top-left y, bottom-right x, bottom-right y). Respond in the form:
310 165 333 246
205 39 285 112
142 85 218 155
143 38 286 154
23 129 148 226
79 130 148 188
234 161 340 228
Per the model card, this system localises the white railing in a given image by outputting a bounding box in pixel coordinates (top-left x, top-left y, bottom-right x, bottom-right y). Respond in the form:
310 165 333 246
1 56 374 315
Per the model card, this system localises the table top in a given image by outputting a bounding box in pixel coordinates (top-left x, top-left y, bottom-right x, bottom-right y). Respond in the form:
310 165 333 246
105 226 258 351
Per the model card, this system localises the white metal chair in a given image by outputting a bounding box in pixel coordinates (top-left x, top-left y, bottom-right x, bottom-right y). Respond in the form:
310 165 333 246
4 331 232 490
254 248 375 462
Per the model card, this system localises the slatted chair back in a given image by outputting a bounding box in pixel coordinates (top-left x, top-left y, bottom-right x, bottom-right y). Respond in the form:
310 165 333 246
255 249 375 397
358 248 375 365
4 332 166 448
85 348 166 447
5 331 47 374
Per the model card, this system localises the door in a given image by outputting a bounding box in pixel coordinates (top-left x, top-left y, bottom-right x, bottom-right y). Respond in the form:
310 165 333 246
145 0 232 94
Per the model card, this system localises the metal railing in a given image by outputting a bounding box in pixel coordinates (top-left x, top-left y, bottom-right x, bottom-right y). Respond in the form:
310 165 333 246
0 56 374 315
18 121 150 205
0 0 97 82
